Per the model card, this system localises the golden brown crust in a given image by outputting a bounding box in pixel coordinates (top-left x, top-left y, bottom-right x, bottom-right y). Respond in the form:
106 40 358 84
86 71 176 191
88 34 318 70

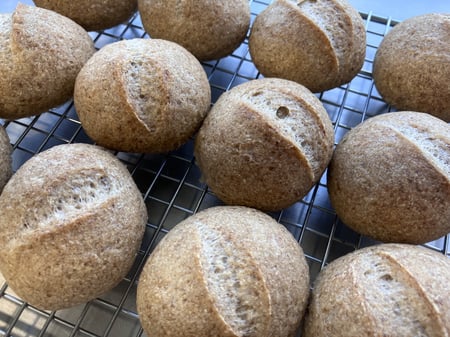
249 0 366 93
138 0 250 61
137 206 310 337
0 126 12 193
33 0 137 31
328 111 450 244
0 143 147 310
74 38 211 153
373 14 450 122
194 78 334 211
0 4 95 120
304 244 450 337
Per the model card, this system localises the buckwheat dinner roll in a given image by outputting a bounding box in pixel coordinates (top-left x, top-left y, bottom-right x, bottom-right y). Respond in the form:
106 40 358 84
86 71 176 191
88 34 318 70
194 78 335 211
34 0 137 31
0 143 147 310
74 38 211 153
304 244 450 337
138 0 250 61
0 126 12 193
249 0 366 93
137 206 310 337
328 111 450 244
0 4 95 120
373 14 450 122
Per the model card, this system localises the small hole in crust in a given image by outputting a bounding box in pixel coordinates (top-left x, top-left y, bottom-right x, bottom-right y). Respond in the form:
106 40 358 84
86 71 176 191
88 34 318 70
380 274 393 281
276 106 290 119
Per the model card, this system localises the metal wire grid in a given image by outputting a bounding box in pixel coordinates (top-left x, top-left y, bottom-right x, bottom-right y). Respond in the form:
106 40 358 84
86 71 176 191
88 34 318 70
0 2 449 337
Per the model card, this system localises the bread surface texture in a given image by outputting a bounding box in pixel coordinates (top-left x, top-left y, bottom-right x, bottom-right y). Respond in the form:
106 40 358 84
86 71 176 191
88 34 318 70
194 78 334 211
328 111 450 244
33 0 137 31
303 243 450 336
0 4 95 119
138 0 250 61
373 13 450 122
0 143 147 310
74 38 211 153
249 0 366 92
0 126 12 193
137 206 310 337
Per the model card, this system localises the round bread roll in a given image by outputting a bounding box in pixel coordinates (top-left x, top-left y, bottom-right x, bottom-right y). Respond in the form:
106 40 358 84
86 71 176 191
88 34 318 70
137 206 310 337
373 14 450 122
194 78 335 211
328 111 450 244
0 126 12 193
0 4 95 120
249 0 366 93
33 0 137 31
0 143 147 310
304 243 450 336
138 0 250 61
74 38 211 153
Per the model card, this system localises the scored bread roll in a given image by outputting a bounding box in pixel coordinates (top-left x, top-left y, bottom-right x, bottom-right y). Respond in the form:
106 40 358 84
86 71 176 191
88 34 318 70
33 0 138 31
138 0 250 61
194 78 335 211
0 125 12 193
328 111 450 244
304 243 450 336
249 0 366 92
373 14 450 122
0 4 95 120
0 143 147 310
74 38 211 153
137 206 310 337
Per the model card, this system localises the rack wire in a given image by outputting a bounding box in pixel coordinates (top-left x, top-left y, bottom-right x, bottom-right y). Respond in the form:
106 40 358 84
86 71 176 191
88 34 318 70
1 1 449 336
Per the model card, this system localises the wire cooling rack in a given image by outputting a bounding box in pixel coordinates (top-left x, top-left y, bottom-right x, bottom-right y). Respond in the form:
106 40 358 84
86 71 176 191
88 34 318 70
1 1 449 337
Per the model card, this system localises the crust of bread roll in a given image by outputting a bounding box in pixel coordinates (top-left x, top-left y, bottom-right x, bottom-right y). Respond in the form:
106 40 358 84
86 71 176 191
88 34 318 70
0 126 12 193
194 78 334 211
138 0 250 61
34 0 137 31
328 111 450 244
0 143 147 310
304 243 450 336
249 0 366 92
137 206 310 337
373 14 450 122
0 4 95 120
74 38 211 153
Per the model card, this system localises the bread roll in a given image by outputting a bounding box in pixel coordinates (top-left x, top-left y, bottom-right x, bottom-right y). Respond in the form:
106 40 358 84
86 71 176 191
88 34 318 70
138 0 250 61
33 0 137 31
0 4 95 120
137 206 310 337
0 143 147 310
304 243 450 337
194 78 335 211
328 111 450 244
373 14 450 122
74 38 211 153
0 126 12 193
249 0 366 93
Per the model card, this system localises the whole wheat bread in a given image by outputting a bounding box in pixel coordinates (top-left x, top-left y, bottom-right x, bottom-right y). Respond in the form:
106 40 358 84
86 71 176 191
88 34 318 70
138 0 250 61
34 0 137 31
249 0 366 92
74 38 211 153
328 111 450 244
0 143 147 310
137 206 310 337
0 126 12 193
0 4 95 120
304 243 450 336
194 78 335 211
